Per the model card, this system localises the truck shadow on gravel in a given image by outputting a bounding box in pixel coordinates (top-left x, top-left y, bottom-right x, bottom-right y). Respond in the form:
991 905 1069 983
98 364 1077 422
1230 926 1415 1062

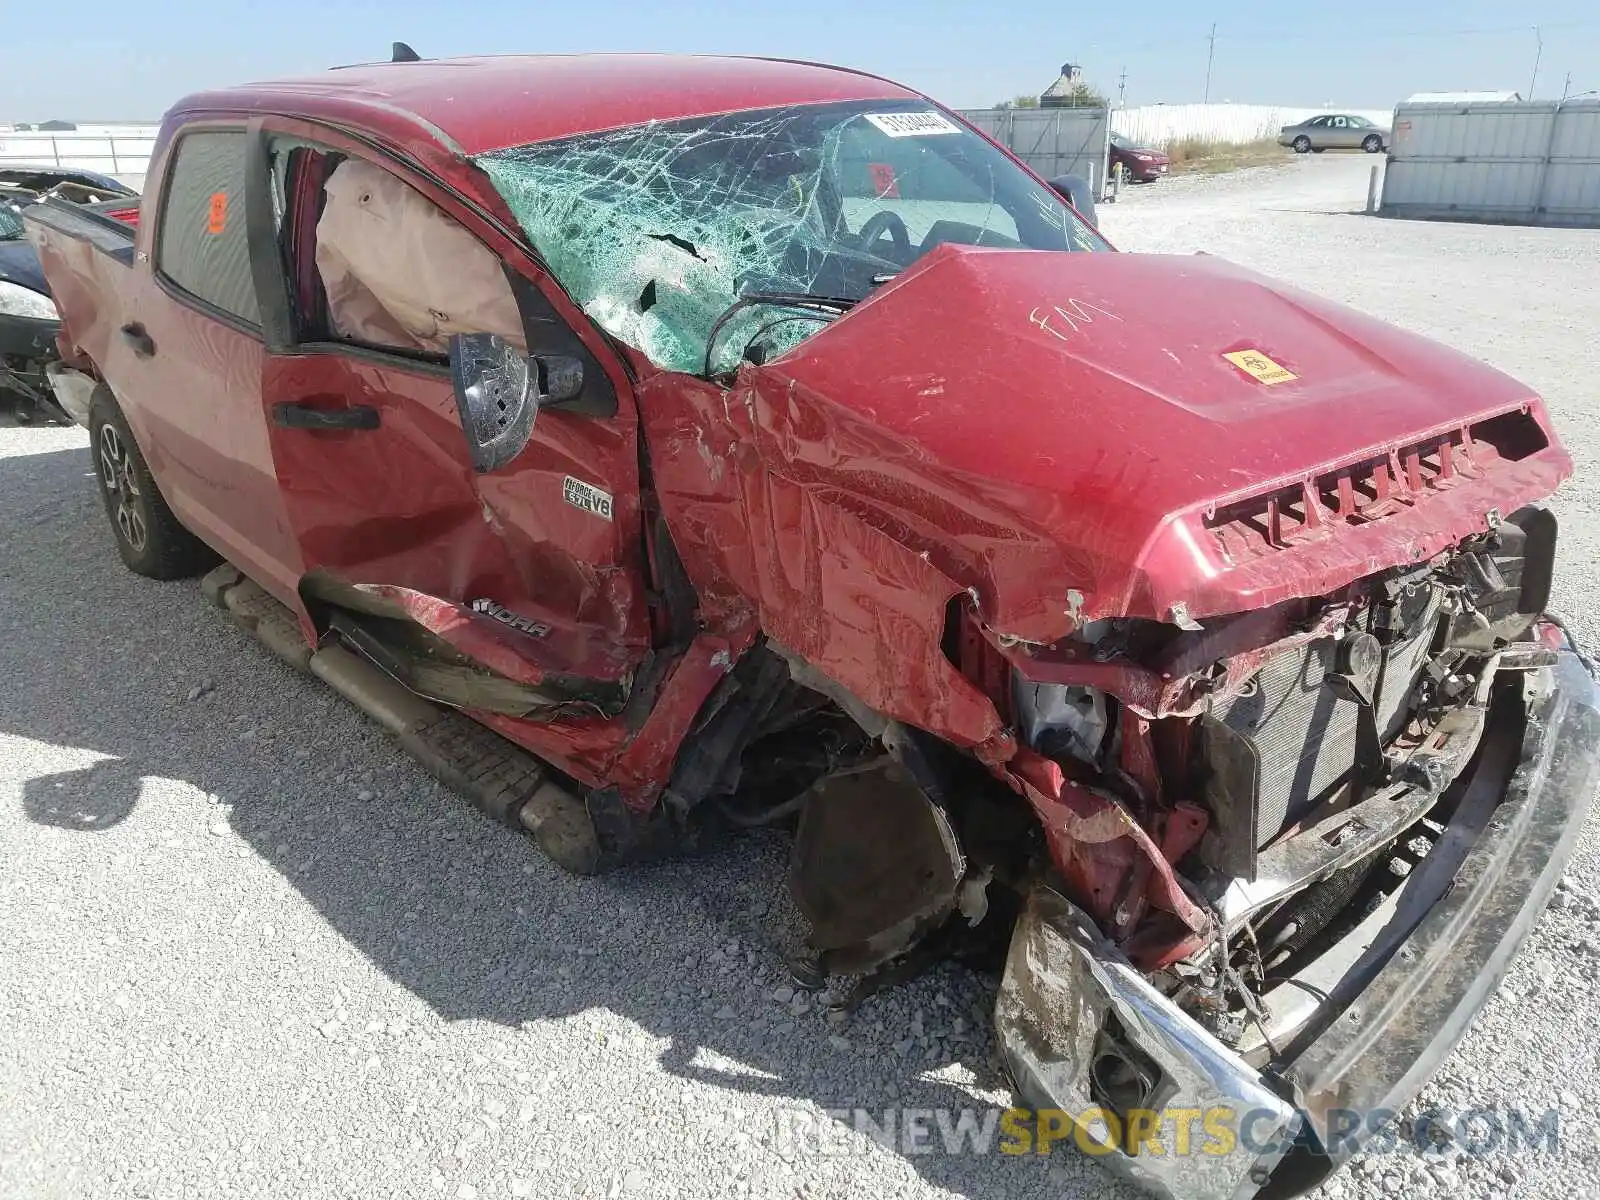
4 444 1126 1200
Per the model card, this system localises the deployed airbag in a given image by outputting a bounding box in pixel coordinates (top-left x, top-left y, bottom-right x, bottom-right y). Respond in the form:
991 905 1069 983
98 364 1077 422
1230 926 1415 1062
315 158 524 354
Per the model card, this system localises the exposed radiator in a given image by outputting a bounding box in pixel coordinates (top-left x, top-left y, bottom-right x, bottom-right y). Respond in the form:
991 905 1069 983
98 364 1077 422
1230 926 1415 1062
1200 604 1439 878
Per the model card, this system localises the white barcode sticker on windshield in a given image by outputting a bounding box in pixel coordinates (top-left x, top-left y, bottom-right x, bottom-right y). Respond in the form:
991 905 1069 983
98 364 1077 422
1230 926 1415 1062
864 111 961 138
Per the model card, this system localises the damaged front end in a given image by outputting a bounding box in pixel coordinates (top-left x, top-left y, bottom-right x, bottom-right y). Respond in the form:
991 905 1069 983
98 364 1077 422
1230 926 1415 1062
461 88 1595 1197
996 513 1600 1197
996 638 1599 1198
778 504 1600 1198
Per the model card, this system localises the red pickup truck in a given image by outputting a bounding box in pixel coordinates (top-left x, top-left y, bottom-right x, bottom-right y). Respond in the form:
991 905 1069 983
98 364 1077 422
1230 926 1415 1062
24 52 1600 1199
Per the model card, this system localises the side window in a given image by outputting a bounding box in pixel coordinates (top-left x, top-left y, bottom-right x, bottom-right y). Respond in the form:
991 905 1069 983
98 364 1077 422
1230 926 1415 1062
269 141 616 416
304 155 524 357
156 130 260 325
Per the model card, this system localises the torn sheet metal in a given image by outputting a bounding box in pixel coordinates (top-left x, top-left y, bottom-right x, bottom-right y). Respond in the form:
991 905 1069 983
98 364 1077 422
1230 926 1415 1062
1011 749 1211 968
746 246 1570 642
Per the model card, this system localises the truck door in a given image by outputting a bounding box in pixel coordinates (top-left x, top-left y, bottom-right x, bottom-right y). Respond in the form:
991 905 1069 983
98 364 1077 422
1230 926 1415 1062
250 126 651 699
98 124 305 599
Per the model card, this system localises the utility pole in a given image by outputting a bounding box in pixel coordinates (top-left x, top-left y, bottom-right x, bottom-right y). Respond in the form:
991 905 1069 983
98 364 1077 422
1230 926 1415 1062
1562 72 1572 101
1118 66 1128 107
1204 23 1217 104
1528 25 1542 99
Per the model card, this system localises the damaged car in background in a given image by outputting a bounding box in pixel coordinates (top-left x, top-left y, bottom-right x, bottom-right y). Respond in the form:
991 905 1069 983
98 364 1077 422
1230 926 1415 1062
0 165 138 422
23 51 1600 1199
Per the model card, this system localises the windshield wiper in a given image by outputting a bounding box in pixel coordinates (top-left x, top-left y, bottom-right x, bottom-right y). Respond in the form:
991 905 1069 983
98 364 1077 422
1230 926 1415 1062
703 290 857 378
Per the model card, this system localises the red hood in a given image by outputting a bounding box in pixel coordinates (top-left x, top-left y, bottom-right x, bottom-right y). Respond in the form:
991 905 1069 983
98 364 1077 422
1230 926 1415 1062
742 246 1569 640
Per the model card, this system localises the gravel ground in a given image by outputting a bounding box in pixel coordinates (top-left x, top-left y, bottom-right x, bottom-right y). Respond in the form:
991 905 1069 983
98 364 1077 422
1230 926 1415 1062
4 154 1600 1200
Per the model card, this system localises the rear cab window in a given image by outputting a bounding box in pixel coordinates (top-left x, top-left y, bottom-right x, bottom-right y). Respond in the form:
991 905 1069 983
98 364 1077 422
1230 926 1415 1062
155 129 260 326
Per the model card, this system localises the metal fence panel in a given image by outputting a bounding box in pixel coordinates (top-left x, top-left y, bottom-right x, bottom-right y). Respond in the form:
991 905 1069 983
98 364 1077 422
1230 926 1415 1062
959 107 1110 196
1380 100 1600 227
0 127 158 190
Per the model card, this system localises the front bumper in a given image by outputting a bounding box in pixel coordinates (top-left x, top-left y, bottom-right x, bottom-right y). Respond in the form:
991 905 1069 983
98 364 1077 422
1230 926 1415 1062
996 647 1600 1199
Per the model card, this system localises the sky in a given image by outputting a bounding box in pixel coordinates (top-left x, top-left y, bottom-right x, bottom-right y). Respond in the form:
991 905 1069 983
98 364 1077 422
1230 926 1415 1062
4 0 1600 122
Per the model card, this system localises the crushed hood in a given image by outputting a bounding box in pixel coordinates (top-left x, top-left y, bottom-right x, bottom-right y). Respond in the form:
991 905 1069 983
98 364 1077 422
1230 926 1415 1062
742 246 1569 639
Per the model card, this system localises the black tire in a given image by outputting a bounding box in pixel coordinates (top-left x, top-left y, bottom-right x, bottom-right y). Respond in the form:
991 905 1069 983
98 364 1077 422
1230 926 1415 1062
1362 134 1384 153
88 386 215 579
1292 135 1312 154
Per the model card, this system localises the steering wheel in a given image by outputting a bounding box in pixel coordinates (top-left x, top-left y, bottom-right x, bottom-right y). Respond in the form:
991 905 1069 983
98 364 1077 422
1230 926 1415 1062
855 210 912 261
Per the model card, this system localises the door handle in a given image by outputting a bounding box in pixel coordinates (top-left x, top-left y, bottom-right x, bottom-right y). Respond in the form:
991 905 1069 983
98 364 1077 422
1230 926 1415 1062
271 401 381 431
120 322 156 358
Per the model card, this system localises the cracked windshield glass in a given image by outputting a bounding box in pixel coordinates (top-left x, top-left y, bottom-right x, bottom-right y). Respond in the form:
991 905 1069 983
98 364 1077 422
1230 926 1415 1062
478 100 1106 375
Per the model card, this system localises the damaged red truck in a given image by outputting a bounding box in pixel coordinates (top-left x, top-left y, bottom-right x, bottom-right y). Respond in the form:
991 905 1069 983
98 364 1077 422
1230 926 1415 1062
24 53 1600 1198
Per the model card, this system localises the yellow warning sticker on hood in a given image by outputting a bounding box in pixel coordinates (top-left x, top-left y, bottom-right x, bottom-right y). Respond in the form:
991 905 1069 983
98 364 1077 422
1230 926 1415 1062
1223 349 1297 385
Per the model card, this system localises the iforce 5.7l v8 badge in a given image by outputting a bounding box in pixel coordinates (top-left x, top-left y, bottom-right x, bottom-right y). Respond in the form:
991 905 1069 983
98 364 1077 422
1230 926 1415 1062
562 476 614 521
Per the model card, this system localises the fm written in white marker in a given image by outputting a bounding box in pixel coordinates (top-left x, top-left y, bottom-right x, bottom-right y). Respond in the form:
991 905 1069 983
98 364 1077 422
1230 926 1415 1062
1028 299 1122 342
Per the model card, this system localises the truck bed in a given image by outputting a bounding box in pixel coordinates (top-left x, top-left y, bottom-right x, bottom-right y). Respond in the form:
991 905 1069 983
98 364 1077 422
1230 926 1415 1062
21 195 137 375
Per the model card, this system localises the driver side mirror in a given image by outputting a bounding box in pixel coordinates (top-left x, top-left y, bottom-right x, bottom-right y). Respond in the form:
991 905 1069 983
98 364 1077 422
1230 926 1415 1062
448 333 584 472
1048 174 1098 227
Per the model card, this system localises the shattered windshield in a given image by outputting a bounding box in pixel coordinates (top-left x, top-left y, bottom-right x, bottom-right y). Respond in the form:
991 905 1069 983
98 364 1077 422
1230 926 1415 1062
478 100 1108 375
0 204 23 240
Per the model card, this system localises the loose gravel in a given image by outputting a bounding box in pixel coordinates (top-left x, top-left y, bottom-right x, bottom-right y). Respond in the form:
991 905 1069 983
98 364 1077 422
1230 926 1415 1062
4 154 1600 1200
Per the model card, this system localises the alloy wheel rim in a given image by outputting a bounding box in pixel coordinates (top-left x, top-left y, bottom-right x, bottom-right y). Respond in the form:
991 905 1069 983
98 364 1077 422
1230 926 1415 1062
97 424 147 553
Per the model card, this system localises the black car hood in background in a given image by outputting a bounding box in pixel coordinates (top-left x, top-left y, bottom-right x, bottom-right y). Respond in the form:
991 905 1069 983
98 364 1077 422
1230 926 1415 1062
0 238 50 296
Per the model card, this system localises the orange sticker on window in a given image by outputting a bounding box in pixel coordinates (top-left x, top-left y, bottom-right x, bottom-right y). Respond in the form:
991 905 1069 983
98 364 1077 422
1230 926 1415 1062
867 162 900 199
207 191 228 234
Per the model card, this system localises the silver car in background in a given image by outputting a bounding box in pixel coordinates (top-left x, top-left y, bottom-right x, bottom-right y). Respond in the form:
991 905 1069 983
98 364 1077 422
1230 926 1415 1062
1279 113 1390 153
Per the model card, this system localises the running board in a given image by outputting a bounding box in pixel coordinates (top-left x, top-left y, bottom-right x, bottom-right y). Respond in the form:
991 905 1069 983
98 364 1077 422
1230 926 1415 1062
198 564 603 874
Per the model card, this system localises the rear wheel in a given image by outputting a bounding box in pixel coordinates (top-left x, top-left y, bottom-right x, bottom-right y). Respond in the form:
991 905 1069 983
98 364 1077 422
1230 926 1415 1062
1362 134 1384 153
1292 135 1312 154
88 387 215 579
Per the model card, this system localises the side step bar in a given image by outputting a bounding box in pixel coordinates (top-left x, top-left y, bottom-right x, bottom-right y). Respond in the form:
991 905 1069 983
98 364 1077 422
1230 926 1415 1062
200 564 603 874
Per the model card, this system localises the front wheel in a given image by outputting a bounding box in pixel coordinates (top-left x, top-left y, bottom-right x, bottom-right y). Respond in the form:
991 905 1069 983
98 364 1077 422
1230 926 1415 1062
1362 134 1384 153
1292 135 1312 154
88 387 215 579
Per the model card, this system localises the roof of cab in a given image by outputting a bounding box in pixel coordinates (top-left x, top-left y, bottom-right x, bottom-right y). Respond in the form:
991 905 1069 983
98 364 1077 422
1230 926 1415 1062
169 53 921 156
